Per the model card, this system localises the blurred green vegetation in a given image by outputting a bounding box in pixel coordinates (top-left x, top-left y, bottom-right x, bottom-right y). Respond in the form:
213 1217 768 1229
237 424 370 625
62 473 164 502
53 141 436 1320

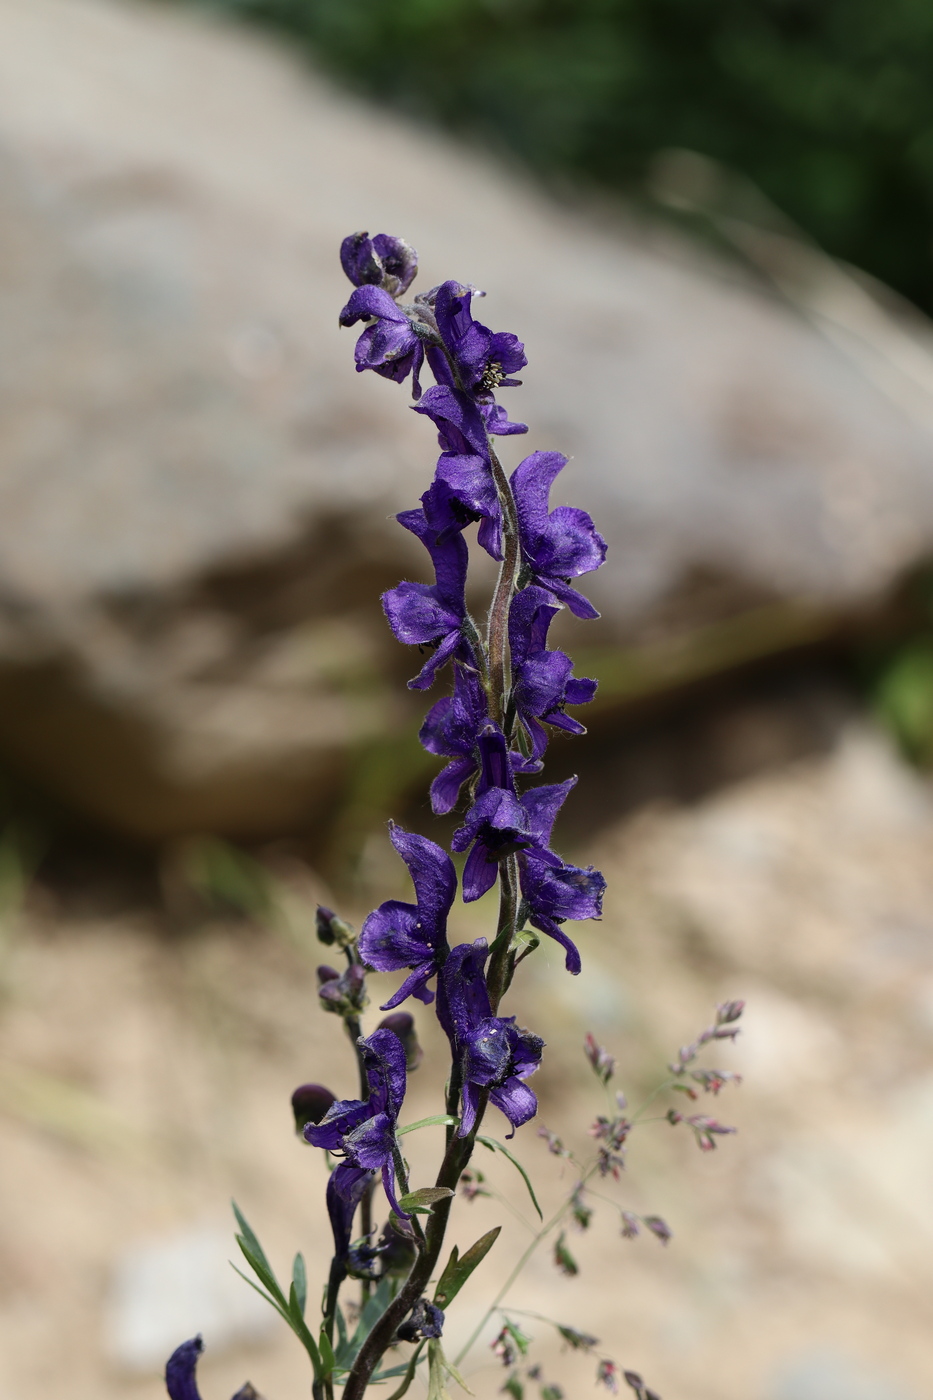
190 0 933 309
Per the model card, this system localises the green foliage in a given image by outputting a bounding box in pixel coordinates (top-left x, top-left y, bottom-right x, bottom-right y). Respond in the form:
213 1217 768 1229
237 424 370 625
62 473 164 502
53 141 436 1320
190 0 933 309
872 639 933 764
433 1226 501 1308
477 1135 543 1220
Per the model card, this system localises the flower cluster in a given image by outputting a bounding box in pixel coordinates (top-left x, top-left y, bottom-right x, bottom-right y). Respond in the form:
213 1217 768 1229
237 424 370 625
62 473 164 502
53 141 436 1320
333 230 608 1187
165 230 621 1400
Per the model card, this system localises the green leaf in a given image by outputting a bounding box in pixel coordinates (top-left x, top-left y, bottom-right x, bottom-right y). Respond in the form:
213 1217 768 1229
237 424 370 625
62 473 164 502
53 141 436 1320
318 1326 337 1379
427 1340 473 1399
397 1114 459 1136
229 1262 290 1326
476 1136 543 1220
433 1226 501 1309
397 1186 454 1214
291 1252 307 1317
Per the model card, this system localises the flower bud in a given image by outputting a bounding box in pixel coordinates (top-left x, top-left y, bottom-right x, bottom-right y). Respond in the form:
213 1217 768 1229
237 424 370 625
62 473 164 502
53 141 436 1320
396 1297 444 1343
339 231 418 297
378 1217 418 1276
291 1083 337 1135
318 964 369 1017
377 1011 423 1071
316 906 356 950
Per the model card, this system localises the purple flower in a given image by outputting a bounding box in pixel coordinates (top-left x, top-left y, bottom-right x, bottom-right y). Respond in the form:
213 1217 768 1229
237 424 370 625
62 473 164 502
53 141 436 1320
165 1337 252 1400
339 285 425 396
397 1297 446 1342
511 452 607 619
359 824 456 1008
433 452 502 558
413 384 491 457
305 1028 410 1217
340 231 418 296
452 767 603 973
437 940 543 1138
419 665 489 813
427 280 527 400
327 1163 376 1262
518 780 605 975
509 586 597 761
382 505 469 690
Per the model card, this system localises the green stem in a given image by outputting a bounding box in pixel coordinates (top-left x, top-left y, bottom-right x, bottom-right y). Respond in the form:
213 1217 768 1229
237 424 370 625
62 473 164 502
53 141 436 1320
484 441 520 727
454 1162 598 1367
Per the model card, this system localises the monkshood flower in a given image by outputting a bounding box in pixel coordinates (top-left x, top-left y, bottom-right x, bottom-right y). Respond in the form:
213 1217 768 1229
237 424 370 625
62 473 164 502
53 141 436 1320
165 1336 256 1400
452 744 604 973
437 940 544 1138
359 824 456 1008
382 502 469 690
433 451 502 558
426 280 527 402
419 663 489 814
397 1297 445 1342
327 1164 377 1265
512 451 607 619
509 585 597 761
304 1028 409 1218
340 231 418 296
339 286 425 397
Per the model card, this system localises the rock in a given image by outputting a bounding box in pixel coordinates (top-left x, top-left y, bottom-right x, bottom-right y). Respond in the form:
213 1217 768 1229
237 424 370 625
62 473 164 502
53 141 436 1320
2 0 933 838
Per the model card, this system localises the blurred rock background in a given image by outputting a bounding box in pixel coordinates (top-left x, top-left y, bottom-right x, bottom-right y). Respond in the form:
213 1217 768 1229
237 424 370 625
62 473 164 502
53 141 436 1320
1 1 933 1397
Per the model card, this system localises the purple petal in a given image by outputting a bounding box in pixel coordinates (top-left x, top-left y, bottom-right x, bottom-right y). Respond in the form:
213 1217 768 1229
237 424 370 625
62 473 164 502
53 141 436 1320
360 899 434 972
477 725 513 794
305 1096 371 1151
429 756 477 815
412 385 489 458
340 231 383 287
371 233 418 294
388 825 457 936
565 677 598 706
437 940 490 1045
519 779 576 847
344 1110 396 1170
461 839 500 902
511 451 570 538
381 1160 409 1220
165 1337 204 1400
459 1081 481 1138
339 284 408 327
540 575 601 620
408 628 462 691
382 580 460 647
363 1028 408 1117
379 961 436 1011
525 910 583 975
489 1077 539 1136
481 402 528 435
327 1164 375 1258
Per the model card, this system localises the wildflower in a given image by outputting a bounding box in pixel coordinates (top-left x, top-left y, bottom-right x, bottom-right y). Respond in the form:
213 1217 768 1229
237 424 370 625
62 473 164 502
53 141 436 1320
642 1216 672 1245
427 280 527 403
419 665 491 815
451 749 604 973
623 1370 661 1400
584 1033 616 1085
326 1164 377 1263
437 940 544 1138
382 503 469 690
359 825 456 1008
570 1187 592 1230
315 906 354 948
413 383 492 458
509 586 597 761
397 1297 445 1342
338 285 425 396
339 231 418 296
317 963 368 1017
305 1028 410 1216
290 1083 337 1134
666 1109 737 1151
165 1336 255 1400
377 1011 423 1071
596 1359 621 1394
511 451 607 619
